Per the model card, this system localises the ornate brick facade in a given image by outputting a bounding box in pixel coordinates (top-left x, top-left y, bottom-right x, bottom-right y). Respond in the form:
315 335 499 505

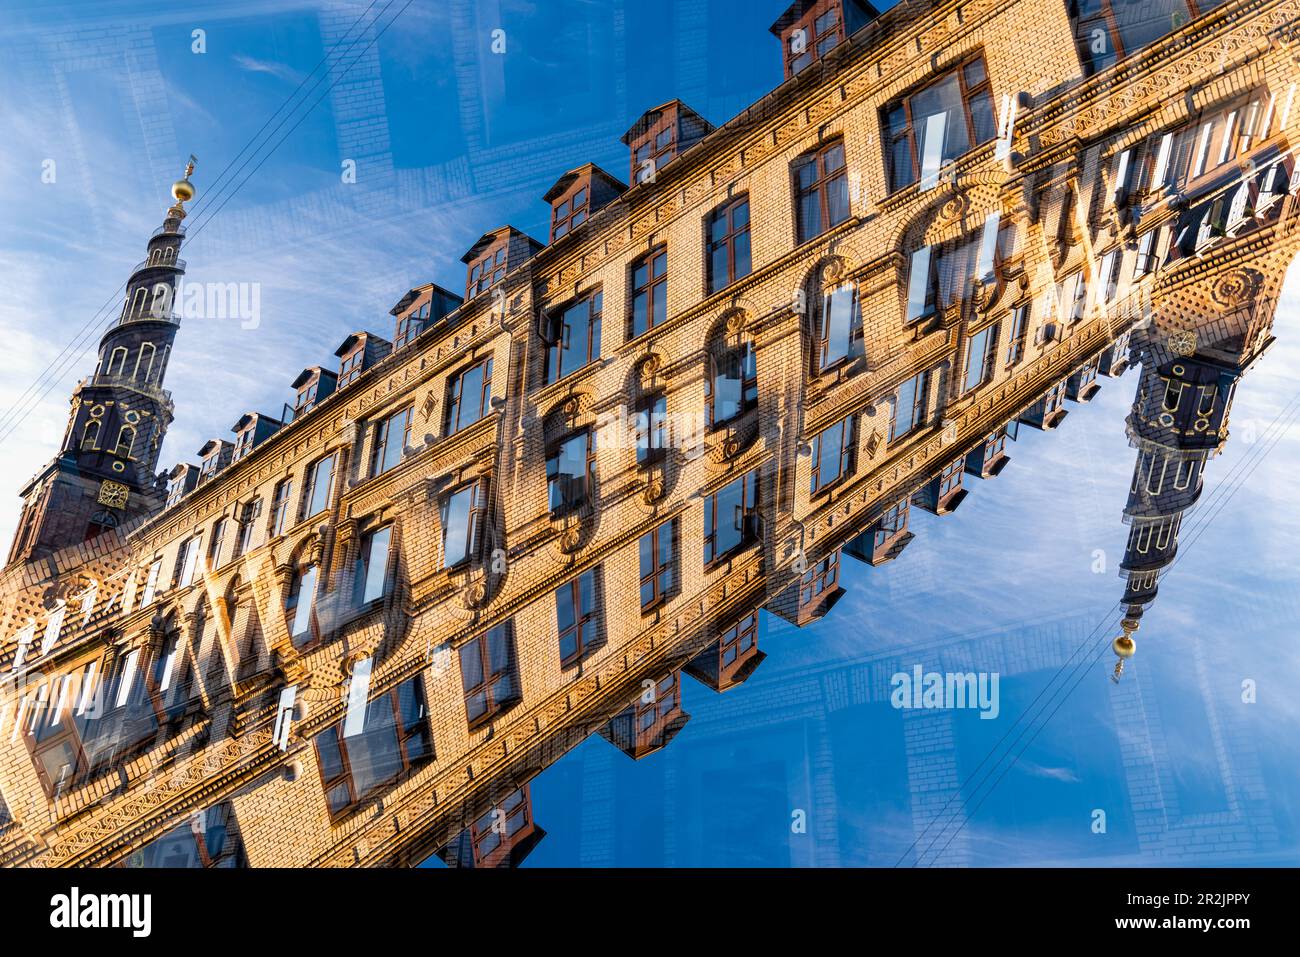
1 0 1298 867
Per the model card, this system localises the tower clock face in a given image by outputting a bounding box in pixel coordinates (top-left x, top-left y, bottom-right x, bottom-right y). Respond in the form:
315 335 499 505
97 480 130 509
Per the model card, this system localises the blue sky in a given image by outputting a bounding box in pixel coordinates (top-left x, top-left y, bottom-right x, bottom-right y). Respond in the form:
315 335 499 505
1 0 1298 866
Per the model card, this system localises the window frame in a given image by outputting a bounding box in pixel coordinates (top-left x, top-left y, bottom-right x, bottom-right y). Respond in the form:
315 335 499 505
704 468 761 566
544 289 603 385
556 567 601 667
267 477 294 538
885 54 995 193
706 195 752 295
440 480 488 570
888 369 932 443
302 454 336 521
638 519 677 613
629 246 669 338
313 677 432 821
459 622 520 729
794 139 850 244
546 429 596 516
809 415 855 496
370 406 413 478
354 525 395 607
445 356 494 436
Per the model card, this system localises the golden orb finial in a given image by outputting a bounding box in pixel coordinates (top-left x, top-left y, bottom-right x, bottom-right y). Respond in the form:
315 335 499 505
1110 616 1140 683
170 155 198 205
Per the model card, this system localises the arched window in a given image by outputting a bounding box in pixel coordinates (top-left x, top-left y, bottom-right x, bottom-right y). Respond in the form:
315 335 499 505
80 419 101 450
106 346 128 376
114 425 137 458
224 577 264 681
150 283 172 319
127 287 147 319
134 342 157 382
285 563 320 649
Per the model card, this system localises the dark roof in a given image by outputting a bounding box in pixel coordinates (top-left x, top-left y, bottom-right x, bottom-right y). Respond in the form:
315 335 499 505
334 331 391 357
460 226 542 264
620 99 713 145
231 412 282 434
197 438 231 458
542 163 627 203
388 282 464 317
290 366 337 390
769 0 879 35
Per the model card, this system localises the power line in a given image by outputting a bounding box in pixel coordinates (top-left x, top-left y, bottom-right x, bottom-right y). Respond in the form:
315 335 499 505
905 365 1300 866
0 0 393 447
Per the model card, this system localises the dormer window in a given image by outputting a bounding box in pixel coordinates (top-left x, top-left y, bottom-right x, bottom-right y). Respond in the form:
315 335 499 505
622 101 713 186
339 348 364 387
232 429 254 462
468 245 507 299
543 165 626 243
552 187 588 240
395 301 431 350
771 1 877 80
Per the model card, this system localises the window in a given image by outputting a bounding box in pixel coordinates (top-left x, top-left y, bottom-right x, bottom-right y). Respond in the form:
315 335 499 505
874 498 910 549
963 322 999 393
174 536 201 589
355 526 393 605
468 245 508 299
114 425 137 458
704 469 761 565
395 301 430 350
1006 304 1030 366
314 677 432 819
905 245 939 323
23 635 194 797
783 1 847 76
630 247 668 338
545 291 602 384
889 370 932 442
371 406 413 477
551 186 589 240
267 479 293 538
635 394 668 465
446 357 494 435
1071 1 1230 78
817 283 863 370
200 452 222 481
556 568 600 665
441 482 487 569
140 559 163 606
886 56 995 192
339 348 364 388
639 520 676 611
795 140 850 243
459 622 518 726
706 340 758 428
232 428 254 462
285 564 318 648
799 551 839 608
294 380 319 418
469 786 534 865
303 455 335 519
707 196 752 294
633 672 680 738
809 416 854 494
121 803 244 868
546 431 595 515
207 518 228 569
80 419 101 450
720 612 758 669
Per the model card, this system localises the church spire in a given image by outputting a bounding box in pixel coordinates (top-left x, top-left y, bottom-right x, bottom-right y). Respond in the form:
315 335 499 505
4 160 198 566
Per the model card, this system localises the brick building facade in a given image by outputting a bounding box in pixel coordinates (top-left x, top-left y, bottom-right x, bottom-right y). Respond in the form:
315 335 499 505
0 0 1298 867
